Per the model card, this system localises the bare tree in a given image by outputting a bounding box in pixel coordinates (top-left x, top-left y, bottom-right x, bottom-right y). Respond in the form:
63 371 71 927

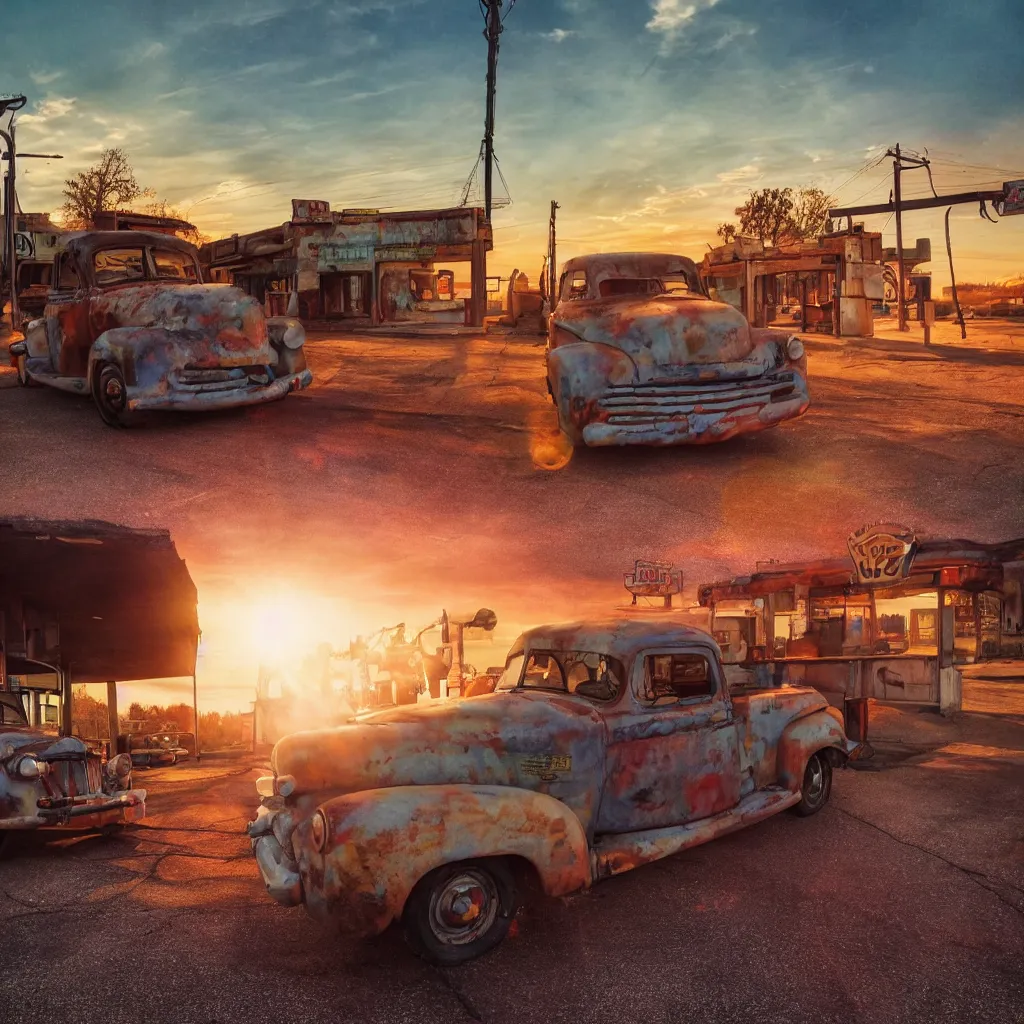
734 188 794 246
140 199 210 245
790 187 834 240
716 222 738 243
60 148 154 227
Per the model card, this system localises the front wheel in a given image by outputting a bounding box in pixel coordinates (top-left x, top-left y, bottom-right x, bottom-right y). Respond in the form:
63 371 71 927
93 363 139 427
402 859 518 966
793 751 833 817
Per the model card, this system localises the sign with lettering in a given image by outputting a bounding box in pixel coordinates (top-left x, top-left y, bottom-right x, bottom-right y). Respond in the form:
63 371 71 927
847 524 917 585
291 199 331 223
317 243 373 270
376 245 437 263
1001 180 1024 216
624 560 682 597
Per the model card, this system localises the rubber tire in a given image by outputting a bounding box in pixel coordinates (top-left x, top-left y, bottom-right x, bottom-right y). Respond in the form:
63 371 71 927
93 363 138 428
402 859 518 966
793 751 833 817
15 352 39 387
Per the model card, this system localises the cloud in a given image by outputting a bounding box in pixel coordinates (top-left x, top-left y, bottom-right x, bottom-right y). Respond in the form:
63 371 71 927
543 29 576 43
17 96 76 124
716 164 761 184
646 0 722 41
711 23 757 51
29 69 63 86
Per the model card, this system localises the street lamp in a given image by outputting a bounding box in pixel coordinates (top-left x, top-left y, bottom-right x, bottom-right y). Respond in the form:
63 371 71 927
0 94 28 330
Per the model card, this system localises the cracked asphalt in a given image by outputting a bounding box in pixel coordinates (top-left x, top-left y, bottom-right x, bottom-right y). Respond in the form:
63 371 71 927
2 321 1023 706
2 318 1023 1020
1 743 1022 1024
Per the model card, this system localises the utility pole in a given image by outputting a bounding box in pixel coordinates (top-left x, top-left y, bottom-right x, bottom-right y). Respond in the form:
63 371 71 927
482 0 503 223
547 200 559 312
892 143 907 331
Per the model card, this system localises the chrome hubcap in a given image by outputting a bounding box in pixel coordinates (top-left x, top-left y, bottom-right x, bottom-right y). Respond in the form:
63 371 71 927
430 871 498 945
805 757 824 802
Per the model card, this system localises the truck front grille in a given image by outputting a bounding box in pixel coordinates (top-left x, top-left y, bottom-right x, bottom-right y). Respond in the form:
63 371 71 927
597 372 798 424
178 365 270 391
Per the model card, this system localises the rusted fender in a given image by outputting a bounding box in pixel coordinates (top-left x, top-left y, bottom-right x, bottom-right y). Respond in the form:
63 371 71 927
776 707 857 792
294 784 592 936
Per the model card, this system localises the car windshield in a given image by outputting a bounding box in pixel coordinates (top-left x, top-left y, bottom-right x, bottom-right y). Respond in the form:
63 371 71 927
497 649 625 703
597 272 697 298
0 694 29 727
153 249 199 281
93 248 145 286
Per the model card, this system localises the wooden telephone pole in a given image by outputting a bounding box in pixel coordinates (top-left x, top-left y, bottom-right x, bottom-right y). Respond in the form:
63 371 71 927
482 0 504 223
892 144 907 331
547 200 559 311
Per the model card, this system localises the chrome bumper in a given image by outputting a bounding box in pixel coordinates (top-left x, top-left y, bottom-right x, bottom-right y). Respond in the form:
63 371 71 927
248 806 303 906
0 788 147 830
581 373 809 446
128 368 313 412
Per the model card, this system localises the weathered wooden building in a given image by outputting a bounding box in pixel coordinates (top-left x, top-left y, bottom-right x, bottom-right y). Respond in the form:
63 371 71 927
200 201 493 328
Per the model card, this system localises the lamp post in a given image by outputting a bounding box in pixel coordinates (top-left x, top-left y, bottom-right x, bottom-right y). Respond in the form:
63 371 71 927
0 95 28 330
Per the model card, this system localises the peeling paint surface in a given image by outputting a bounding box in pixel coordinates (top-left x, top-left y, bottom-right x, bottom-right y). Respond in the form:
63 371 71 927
547 252 809 445
0 699 146 831
11 231 312 414
249 617 855 939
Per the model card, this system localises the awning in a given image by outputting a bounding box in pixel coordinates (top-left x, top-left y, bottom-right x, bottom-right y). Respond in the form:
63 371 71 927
0 518 199 684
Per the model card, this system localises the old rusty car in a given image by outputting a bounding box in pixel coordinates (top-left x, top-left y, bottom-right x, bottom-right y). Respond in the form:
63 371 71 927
0 691 146 855
546 253 809 446
8 231 312 426
248 618 857 964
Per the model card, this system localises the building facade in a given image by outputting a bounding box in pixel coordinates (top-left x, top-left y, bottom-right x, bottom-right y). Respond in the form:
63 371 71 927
201 201 493 328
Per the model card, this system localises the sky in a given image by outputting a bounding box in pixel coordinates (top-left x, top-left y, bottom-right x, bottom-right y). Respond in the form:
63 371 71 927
4 0 1024 290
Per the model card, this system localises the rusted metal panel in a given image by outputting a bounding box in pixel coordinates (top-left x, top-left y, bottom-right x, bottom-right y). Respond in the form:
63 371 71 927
249 617 856 956
547 252 809 446
10 231 312 420
292 785 592 935
0 698 146 833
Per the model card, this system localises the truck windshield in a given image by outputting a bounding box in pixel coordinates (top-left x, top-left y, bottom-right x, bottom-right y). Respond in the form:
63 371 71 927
0 693 29 727
497 650 625 703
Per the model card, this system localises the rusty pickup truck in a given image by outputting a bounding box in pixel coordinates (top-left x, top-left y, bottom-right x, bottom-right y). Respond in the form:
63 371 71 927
547 253 809 446
248 618 857 964
8 231 312 426
0 692 146 854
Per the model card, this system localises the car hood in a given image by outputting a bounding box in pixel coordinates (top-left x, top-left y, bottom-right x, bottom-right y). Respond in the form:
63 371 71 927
91 283 271 362
555 295 779 380
0 728 89 760
272 691 606 806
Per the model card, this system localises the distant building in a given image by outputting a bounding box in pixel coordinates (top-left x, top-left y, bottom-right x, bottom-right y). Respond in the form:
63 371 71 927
200 200 493 328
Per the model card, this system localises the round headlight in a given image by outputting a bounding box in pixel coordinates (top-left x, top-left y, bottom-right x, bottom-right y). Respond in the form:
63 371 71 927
785 336 805 361
17 756 45 779
106 753 132 779
310 809 328 853
282 322 305 351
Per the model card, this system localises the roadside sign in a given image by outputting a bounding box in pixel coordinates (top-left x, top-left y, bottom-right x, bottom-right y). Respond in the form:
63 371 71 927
624 559 682 598
1001 181 1024 216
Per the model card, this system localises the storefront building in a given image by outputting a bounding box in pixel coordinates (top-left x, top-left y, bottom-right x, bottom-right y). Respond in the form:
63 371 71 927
201 200 493 328
698 526 1024 713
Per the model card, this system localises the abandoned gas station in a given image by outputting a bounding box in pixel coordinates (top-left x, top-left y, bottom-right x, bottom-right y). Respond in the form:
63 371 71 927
699 526 1024 718
0 518 200 748
699 227 933 337
200 200 494 328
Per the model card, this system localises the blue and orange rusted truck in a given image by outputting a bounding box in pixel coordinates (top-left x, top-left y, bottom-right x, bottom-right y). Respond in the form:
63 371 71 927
248 618 858 964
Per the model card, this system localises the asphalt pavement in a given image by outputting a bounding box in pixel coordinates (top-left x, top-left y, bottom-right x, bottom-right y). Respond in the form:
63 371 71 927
1 744 1022 1024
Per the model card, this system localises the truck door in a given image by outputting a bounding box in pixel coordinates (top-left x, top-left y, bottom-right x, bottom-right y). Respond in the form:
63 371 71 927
595 646 742 834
